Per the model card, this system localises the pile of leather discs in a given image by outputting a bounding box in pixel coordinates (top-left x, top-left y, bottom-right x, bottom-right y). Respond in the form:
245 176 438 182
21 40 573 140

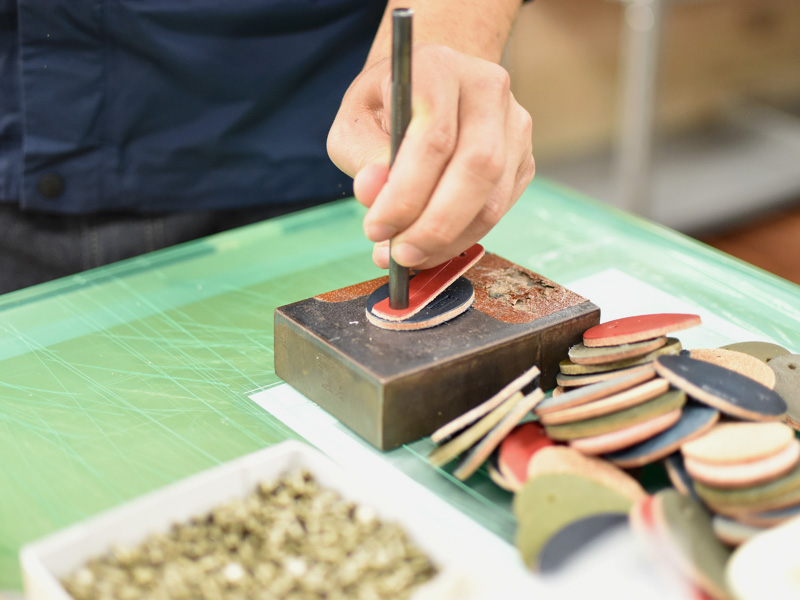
429 312 800 600
427 364 544 481
553 313 699 393
61 470 437 600
659 419 800 553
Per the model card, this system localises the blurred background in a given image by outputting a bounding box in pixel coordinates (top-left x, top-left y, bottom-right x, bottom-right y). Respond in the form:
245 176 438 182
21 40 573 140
506 0 800 283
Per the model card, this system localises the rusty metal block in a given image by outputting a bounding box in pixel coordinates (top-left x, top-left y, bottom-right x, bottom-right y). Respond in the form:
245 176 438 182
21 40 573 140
274 253 599 450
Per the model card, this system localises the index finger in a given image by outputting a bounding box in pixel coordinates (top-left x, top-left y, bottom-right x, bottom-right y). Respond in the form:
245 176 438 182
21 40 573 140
362 70 460 243
390 66 512 267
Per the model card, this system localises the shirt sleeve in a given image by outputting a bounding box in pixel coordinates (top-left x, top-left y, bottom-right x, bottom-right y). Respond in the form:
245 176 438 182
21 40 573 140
13 1 383 214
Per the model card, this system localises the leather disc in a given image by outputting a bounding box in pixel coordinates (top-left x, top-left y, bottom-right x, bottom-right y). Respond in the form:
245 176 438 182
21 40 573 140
685 441 800 490
655 354 786 421
727 517 800 600
604 403 719 469
583 313 701 347
366 276 474 331
537 513 629 573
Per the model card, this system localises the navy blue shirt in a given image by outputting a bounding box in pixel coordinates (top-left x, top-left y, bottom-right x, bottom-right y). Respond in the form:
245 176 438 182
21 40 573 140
1 1 385 214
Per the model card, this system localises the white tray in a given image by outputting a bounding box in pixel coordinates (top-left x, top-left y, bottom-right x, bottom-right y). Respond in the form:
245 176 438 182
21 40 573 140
20 441 479 599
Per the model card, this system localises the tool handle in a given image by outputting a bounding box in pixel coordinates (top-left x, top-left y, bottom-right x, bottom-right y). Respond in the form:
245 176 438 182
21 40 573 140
389 8 413 310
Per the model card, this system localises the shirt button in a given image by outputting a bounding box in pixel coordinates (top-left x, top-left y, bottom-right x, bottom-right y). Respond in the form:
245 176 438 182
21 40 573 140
37 173 66 200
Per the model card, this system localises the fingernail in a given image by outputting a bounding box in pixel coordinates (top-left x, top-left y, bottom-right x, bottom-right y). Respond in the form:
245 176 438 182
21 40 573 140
364 222 397 242
392 243 427 267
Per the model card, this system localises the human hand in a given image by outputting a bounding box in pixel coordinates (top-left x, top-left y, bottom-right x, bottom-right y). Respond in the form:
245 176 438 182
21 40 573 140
327 43 534 270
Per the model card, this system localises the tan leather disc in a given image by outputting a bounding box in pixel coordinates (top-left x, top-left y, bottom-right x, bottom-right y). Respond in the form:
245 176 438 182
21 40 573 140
686 440 800 490
682 422 795 465
690 348 776 389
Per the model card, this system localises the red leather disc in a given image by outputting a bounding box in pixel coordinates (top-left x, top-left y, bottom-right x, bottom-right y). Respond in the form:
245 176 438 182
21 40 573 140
583 313 701 348
498 422 555 490
371 243 485 321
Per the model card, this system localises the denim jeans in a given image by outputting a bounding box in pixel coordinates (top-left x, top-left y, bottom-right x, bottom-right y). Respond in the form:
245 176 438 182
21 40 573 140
0 200 330 294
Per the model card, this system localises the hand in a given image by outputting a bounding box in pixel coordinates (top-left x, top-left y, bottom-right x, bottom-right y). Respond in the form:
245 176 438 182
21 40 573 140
327 43 535 270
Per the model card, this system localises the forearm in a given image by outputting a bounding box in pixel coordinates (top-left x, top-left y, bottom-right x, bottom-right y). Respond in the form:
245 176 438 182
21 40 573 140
365 0 523 68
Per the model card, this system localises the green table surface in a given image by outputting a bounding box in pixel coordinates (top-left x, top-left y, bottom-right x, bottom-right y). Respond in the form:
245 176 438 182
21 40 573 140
2 179 799 590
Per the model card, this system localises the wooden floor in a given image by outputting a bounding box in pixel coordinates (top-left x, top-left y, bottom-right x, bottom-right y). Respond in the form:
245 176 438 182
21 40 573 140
698 202 800 285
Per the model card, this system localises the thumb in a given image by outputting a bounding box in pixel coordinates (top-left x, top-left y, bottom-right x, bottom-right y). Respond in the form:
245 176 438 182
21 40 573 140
326 70 392 177
353 162 390 208
327 66 392 204
327 61 391 172
327 103 391 206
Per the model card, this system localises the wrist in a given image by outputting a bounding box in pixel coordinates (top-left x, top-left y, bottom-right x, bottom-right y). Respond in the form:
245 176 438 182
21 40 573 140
365 0 522 68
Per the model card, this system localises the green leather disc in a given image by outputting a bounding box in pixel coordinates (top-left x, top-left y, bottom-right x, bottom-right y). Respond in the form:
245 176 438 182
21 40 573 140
694 461 800 513
544 389 686 441
560 338 681 375
568 336 668 366
655 490 732 600
513 473 634 569
720 341 790 364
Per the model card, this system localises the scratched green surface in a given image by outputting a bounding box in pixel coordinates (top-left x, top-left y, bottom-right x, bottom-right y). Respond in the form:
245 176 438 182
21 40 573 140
2 179 800 590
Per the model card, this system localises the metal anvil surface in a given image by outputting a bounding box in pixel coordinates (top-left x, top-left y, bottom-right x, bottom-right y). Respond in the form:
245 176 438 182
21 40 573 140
274 253 600 450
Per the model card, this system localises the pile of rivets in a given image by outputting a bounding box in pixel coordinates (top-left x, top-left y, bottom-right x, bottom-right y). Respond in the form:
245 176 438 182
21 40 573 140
62 470 437 600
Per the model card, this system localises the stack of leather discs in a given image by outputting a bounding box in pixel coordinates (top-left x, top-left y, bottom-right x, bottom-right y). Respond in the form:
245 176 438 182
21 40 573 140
681 421 800 546
535 314 709 459
426 363 546 482
508 315 797 599
553 313 701 394
537 367 692 457
425 310 799 599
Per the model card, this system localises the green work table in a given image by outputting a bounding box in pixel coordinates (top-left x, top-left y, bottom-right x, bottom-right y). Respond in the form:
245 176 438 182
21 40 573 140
2 180 799 591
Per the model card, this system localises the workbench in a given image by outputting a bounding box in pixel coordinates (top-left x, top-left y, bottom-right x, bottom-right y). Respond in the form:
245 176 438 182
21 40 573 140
2 179 799 593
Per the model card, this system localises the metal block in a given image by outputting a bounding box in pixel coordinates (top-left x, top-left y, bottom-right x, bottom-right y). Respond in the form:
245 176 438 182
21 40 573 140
274 253 599 450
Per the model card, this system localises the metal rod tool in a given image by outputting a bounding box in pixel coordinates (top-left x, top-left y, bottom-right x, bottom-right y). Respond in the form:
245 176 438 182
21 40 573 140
389 8 413 310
